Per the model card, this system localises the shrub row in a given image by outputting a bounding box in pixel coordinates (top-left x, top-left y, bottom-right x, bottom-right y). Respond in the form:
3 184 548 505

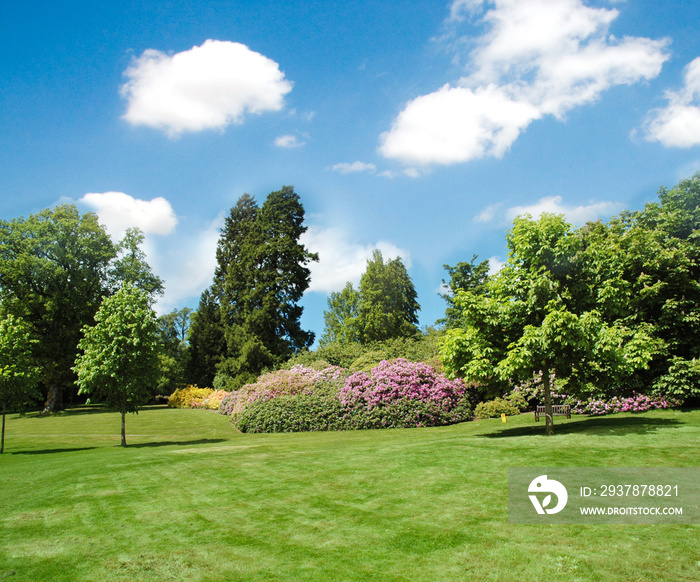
220 359 472 433
572 392 680 415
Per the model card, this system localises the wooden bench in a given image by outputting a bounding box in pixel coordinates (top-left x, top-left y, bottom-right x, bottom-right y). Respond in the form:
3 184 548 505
534 405 571 421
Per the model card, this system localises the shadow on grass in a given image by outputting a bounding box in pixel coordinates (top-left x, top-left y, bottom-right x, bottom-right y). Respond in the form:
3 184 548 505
12 447 97 455
127 438 228 449
478 415 683 438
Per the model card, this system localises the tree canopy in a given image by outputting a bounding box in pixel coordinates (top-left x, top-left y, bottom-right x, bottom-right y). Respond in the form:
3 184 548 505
188 186 318 389
441 175 700 433
73 285 161 446
320 250 420 346
0 312 40 453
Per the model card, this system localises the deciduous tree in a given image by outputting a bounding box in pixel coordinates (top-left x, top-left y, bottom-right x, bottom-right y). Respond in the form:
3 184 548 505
0 312 40 453
73 285 161 447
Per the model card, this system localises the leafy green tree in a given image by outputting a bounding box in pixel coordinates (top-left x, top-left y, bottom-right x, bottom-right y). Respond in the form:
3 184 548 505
216 187 317 386
0 205 116 413
356 250 420 342
319 282 361 345
440 255 490 328
73 285 161 447
0 313 40 453
441 213 659 434
109 227 164 300
186 289 225 388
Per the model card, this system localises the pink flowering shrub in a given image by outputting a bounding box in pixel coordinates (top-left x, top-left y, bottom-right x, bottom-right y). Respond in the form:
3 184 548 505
221 359 472 432
218 364 346 417
511 371 567 407
340 359 466 410
573 392 680 415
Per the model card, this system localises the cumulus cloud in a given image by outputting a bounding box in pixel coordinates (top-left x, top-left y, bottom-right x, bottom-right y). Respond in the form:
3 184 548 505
300 226 410 293
79 192 178 238
381 0 669 165
330 161 377 174
121 40 293 136
475 202 502 223
274 134 305 148
506 195 621 224
77 191 222 315
643 57 700 148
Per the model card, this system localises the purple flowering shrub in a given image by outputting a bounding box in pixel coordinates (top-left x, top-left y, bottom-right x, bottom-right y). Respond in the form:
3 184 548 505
340 359 466 409
510 371 567 407
573 392 680 415
222 359 472 432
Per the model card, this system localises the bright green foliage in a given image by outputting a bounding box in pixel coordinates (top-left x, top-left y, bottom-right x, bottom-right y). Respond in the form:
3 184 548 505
441 213 659 434
473 397 521 419
73 285 161 446
0 313 40 453
320 282 361 345
442 175 700 433
440 254 490 328
109 227 164 300
357 250 420 342
0 204 116 412
320 250 420 345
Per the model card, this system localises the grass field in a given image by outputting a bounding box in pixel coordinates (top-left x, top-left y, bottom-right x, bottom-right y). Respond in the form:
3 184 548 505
1 406 698 581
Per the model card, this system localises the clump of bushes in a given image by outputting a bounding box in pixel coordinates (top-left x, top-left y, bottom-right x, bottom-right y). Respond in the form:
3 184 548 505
473 396 522 419
168 385 213 409
219 359 471 433
573 392 679 415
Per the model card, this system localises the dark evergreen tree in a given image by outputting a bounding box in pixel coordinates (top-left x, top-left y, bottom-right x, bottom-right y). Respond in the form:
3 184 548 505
217 186 317 385
185 288 224 388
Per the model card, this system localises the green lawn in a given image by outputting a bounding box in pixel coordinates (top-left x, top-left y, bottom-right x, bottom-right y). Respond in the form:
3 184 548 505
1 406 698 581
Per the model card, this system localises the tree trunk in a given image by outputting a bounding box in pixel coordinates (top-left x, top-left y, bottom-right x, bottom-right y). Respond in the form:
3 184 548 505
121 407 127 447
41 383 63 415
1 401 6 454
543 368 554 436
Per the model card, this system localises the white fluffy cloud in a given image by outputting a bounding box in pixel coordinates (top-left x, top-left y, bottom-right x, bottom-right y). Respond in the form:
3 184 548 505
300 226 410 293
506 195 621 224
381 0 669 165
121 40 293 136
643 57 700 148
78 191 221 315
380 84 540 164
80 191 178 238
331 161 377 174
274 134 305 148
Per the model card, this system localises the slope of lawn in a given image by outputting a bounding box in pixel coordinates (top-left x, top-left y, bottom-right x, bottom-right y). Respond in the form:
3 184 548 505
0 405 698 581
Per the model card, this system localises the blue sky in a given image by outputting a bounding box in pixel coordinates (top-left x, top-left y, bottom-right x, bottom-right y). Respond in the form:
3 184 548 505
2 0 700 342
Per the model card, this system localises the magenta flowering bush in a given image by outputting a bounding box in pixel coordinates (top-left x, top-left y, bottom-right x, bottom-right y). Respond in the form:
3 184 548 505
340 358 466 410
573 392 679 415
